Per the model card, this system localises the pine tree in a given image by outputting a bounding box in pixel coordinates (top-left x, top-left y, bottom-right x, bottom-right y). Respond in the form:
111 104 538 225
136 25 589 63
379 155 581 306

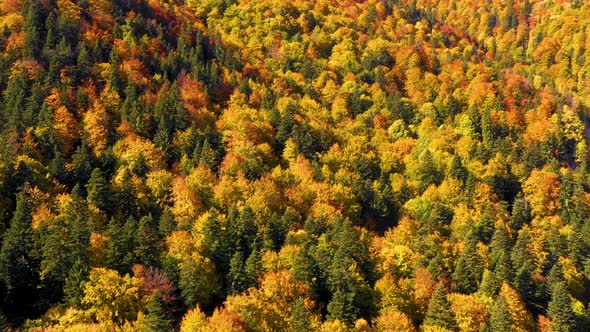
327 289 358 326
71 144 93 187
548 282 575 332
63 258 89 307
235 206 258 255
106 217 136 273
0 188 40 322
245 247 263 288
118 169 138 218
22 0 43 59
423 284 457 330
290 297 313 332
490 295 512 332
228 252 248 295
158 209 176 238
143 292 173 332
86 168 111 212
452 232 483 293
135 215 160 267
449 155 467 182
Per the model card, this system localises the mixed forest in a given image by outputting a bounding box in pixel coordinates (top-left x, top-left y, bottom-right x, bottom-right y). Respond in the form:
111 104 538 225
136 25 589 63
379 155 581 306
1 0 590 330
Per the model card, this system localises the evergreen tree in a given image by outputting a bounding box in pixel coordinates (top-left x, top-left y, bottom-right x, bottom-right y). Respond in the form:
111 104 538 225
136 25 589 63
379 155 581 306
63 258 89 307
158 209 176 238
0 188 40 323
327 289 358 326
235 206 258 256
86 168 111 212
490 295 512 332
106 217 136 273
118 169 138 218
290 297 313 332
449 155 467 182
548 282 575 332
143 292 173 332
228 252 248 295
423 284 457 330
245 247 263 288
71 144 93 187
135 215 160 267
22 0 43 59
452 232 483 293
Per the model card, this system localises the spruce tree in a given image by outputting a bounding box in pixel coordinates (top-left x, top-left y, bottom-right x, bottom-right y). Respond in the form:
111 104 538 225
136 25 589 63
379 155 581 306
71 144 92 187
228 252 248 295
327 289 358 326
290 297 313 332
0 188 40 322
86 168 110 212
143 292 173 332
490 295 512 332
548 282 575 332
63 258 89 307
509 193 529 232
158 209 176 238
245 247 263 288
452 232 483 293
423 284 457 330
135 215 160 267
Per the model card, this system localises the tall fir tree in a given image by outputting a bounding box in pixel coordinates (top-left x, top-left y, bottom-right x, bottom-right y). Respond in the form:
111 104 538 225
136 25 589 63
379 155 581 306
0 187 40 323
143 292 173 332
489 295 512 332
452 232 484 293
423 284 457 330
86 168 111 212
548 282 575 332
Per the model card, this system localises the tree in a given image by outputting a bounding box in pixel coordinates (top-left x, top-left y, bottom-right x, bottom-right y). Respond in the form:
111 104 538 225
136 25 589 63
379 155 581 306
22 0 42 59
490 295 512 332
228 252 249 295
452 232 483 294
179 253 221 309
82 268 145 324
0 188 39 323
71 144 93 187
143 292 173 332
290 297 314 332
548 282 575 332
423 284 457 330
135 215 160 267
86 168 111 212
63 258 89 307
509 193 529 232
106 216 136 273
180 307 207 332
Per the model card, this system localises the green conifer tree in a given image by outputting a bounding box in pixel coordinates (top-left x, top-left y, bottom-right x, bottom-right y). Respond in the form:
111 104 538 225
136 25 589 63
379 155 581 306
423 284 457 330
143 292 173 332
86 168 111 212
0 187 40 322
548 282 575 332
63 258 89 307
135 215 160 267
490 295 512 332
228 252 248 295
452 232 483 293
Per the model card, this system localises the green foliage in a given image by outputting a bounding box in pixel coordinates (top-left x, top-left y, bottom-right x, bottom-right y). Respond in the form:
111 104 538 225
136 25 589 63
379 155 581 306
548 282 576 332
1 0 590 328
143 292 173 332
423 285 457 330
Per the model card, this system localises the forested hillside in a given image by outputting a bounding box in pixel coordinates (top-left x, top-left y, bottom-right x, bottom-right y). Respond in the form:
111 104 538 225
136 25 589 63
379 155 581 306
0 0 590 330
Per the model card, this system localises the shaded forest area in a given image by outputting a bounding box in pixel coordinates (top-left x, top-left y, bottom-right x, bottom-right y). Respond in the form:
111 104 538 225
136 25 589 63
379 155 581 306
0 0 590 330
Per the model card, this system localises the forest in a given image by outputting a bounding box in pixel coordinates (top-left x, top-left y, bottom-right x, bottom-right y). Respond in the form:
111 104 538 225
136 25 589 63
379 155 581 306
0 0 589 330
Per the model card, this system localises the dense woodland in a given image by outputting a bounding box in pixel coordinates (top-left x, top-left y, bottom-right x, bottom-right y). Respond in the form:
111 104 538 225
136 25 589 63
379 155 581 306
0 0 590 330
